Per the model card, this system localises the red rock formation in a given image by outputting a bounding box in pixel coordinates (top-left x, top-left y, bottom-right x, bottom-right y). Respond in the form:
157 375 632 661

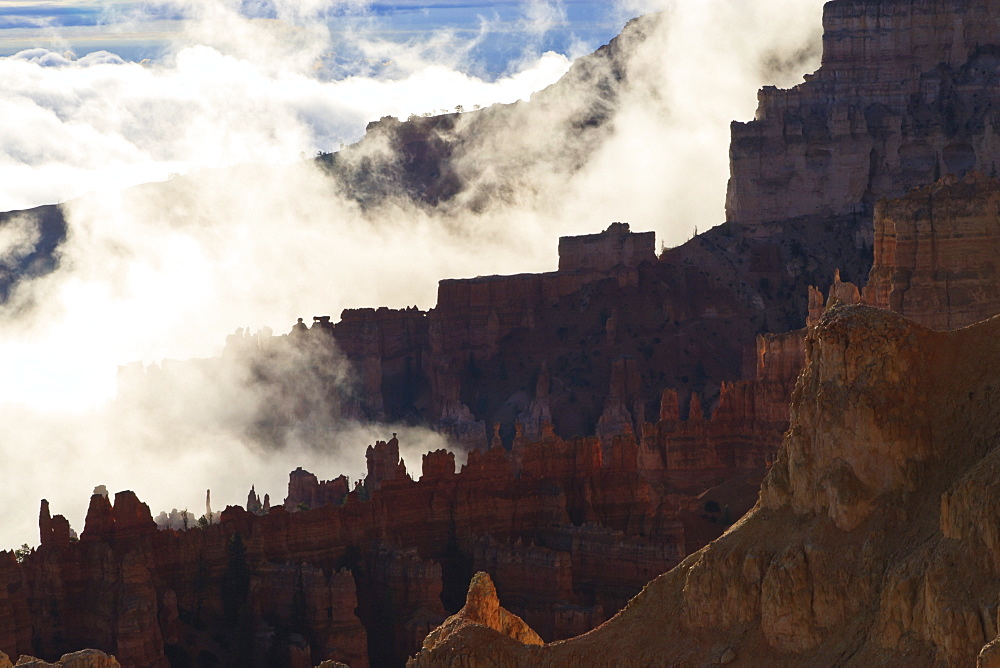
325 569 369 667
414 572 542 662
803 173 1000 335
0 551 32 660
595 356 643 445
284 468 349 511
420 450 456 481
365 434 410 491
12 397 748 665
80 494 113 542
557 223 656 273
332 306 428 420
516 365 552 441
114 552 164 665
38 501 71 548
6 649 121 667
370 547 448 664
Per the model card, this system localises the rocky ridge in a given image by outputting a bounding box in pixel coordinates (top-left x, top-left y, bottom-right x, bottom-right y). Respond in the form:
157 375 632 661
0 649 120 668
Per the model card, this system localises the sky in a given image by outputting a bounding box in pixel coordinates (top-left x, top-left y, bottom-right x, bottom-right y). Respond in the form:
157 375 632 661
0 0 829 548
0 1 626 71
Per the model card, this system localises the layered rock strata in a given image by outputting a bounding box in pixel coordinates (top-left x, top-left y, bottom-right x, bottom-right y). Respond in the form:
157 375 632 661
864 171 1000 329
728 0 1000 226
409 305 1000 666
805 172 1000 332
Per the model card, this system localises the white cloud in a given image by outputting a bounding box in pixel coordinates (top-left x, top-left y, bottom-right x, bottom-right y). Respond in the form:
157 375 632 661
0 0 828 548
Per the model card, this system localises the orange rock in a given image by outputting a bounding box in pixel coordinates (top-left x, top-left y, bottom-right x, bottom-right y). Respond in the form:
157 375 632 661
12 649 121 667
415 572 542 658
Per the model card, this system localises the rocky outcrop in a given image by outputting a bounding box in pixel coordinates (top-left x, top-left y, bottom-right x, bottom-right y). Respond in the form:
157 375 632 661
727 0 1000 226
284 468 349 511
802 172 1000 333
6 649 121 667
557 223 656 273
864 171 1000 329
412 572 542 664
364 435 409 491
329 306 429 421
409 305 1000 666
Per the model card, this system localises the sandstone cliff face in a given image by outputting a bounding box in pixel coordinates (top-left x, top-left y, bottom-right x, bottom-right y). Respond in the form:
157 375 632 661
802 172 1000 334
864 172 1000 329
409 304 1000 666
727 0 1000 226
419 215 867 447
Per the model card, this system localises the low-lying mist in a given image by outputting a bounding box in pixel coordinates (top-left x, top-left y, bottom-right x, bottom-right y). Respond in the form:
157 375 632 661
0 0 827 549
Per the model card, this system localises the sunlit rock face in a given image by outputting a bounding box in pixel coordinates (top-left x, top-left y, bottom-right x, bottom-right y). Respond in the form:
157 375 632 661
727 0 1000 226
407 305 1000 666
411 571 542 666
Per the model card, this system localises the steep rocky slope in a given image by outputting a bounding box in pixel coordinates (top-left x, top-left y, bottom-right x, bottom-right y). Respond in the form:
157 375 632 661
410 303 1000 666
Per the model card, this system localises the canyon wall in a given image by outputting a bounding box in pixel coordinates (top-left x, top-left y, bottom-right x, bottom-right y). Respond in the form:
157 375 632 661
803 172 1000 332
864 171 1000 329
727 0 1000 226
335 216 864 445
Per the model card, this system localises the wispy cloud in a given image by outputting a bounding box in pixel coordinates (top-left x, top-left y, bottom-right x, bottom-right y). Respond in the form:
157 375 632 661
0 0 827 549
